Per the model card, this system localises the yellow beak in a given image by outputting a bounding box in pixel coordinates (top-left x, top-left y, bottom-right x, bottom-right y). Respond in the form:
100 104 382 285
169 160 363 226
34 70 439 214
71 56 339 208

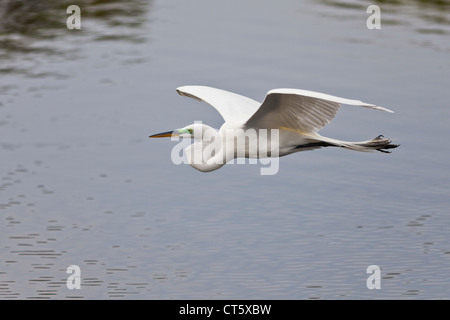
149 131 179 138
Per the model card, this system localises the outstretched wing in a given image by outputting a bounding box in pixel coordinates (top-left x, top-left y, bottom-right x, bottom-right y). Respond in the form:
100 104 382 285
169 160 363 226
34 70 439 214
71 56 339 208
176 85 261 123
244 88 393 133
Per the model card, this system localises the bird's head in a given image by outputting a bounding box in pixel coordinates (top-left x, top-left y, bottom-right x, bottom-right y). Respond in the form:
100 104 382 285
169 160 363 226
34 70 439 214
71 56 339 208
149 123 217 140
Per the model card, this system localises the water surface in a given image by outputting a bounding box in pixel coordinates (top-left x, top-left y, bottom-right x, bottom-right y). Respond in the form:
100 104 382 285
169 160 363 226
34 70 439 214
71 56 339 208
0 0 449 299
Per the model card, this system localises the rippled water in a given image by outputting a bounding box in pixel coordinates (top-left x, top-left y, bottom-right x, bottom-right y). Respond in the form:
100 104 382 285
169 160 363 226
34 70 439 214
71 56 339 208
1 0 449 299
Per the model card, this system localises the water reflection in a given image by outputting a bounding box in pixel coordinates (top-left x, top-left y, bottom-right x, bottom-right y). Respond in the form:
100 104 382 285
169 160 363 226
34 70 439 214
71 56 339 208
1 0 449 300
319 0 450 32
0 0 152 77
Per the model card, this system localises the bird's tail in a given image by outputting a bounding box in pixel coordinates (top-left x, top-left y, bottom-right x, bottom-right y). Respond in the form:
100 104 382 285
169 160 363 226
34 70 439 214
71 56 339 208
318 135 399 153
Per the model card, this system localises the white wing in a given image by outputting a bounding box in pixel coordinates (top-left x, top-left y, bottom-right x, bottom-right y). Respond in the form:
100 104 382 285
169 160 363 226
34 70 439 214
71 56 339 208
245 88 394 133
176 85 261 123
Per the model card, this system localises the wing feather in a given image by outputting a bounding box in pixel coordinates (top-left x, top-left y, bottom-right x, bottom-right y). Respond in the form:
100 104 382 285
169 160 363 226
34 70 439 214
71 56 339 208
176 85 261 123
245 88 393 133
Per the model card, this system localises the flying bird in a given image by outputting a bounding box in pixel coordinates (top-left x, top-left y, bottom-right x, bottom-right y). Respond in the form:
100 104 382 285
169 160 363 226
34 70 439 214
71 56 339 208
150 86 398 172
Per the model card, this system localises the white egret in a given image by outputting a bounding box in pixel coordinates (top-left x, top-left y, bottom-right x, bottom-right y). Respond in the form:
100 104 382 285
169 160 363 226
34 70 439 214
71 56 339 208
150 86 398 172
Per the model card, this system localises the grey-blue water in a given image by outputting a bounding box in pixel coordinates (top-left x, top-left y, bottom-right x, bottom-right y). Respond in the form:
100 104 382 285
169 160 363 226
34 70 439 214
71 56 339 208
0 0 449 299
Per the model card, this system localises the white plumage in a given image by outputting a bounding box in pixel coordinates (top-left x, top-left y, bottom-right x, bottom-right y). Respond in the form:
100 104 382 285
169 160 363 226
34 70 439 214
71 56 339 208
150 85 398 172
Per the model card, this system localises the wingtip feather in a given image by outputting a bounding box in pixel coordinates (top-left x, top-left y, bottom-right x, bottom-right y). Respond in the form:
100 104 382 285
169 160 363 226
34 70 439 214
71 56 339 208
373 105 395 113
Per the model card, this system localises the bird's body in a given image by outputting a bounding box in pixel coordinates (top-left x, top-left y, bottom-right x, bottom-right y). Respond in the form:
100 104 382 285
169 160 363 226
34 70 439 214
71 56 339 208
150 86 398 172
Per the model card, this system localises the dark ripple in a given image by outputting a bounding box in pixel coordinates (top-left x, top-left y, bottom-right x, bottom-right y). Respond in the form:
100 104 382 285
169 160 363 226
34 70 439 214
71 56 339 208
0 0 152 78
